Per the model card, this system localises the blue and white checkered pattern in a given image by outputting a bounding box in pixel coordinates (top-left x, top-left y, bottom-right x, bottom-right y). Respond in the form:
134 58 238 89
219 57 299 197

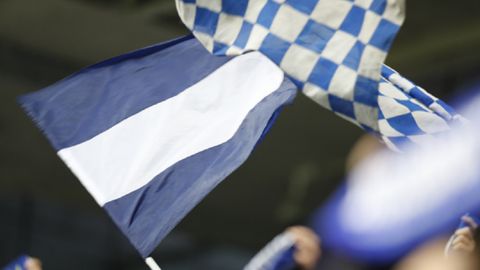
378 65 463 150
176 0 460 149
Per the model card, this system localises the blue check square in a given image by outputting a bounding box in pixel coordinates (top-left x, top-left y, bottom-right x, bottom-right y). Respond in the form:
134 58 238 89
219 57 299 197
296 20 335 53
285 0 318 14
260 34 291 64
257 1 281 28
308 58 339 90
340 6 366 36
329 95 355 119
369 19 399 51
193 7 220 36
222 0 249 16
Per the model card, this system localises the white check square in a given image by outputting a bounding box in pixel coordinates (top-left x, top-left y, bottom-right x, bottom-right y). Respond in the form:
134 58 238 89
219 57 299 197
379 81 409 100
244 24 270 51
358 45 386 80
214 13 245 44
321 31 357 64
378 95 410 119
328 65 357 100
176 2 197 29
280 44 320 82
244 0 268 23
270 4 309 42
311 0 353 29
354 102 378 129
358 10 382 44
412 111 450 133
302 83 331 110
193 31 215 52
355 0 374 9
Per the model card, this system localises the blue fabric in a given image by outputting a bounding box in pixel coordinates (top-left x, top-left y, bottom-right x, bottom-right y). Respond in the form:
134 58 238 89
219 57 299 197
221 0 248 16
270 247 297 270
285 0 318 14
342 41 365 71
194 8 220 36
176 0 405 138
340 6 366 36
370 19 400 51
246 233 298 270
19 36 298 258
177 0 461 151
308 58 338 90
256 1 281 29
234 21 254 48
104 78 297 257
3 255 28 270
296 21 334 53
261 34 292 64
19 36 232 150
313 181 480 263
370 0 387 15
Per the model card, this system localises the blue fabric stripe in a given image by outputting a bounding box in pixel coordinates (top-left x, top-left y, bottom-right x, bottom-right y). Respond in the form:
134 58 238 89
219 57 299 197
18 36 233 150
270 246 297 270
103 78 297 258
381 64 396 78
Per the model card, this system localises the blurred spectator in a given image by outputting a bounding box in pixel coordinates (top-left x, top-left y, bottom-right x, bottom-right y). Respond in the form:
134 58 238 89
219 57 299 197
3 256 42 270
245 226 321 270
286 226 321 270
24 257 42 270
449 215 478 254
394 214 479 270
345 134 386 173
394 237 479 270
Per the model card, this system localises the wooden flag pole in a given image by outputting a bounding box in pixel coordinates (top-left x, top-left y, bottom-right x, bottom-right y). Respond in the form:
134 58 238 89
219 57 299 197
145 257 162 270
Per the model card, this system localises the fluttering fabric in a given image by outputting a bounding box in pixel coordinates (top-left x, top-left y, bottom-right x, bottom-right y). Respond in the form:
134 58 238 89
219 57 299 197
176 0 459 149
19 36 297 258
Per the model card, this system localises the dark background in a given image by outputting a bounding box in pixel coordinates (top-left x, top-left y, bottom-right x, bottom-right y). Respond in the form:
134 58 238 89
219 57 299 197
1 0 480 269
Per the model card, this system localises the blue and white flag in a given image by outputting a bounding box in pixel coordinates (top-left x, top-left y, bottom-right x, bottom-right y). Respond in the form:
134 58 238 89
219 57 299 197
378 66 461 150
176 0 460 150
19 36 297 258
244 232 297 270
313 93 478 263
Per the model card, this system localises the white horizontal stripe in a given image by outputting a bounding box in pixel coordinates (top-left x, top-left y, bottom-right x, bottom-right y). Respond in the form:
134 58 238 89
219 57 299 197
58 52 285 206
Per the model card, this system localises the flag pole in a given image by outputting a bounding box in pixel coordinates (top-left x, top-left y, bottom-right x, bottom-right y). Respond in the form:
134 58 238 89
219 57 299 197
145 257 162 270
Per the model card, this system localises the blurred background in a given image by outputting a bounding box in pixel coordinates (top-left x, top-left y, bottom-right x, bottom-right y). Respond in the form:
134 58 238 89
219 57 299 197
1 0 480 269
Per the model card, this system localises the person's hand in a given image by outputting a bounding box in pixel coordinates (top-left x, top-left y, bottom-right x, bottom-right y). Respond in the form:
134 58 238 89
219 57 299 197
24 257 42 270
286 226 321 270
451 215 478 254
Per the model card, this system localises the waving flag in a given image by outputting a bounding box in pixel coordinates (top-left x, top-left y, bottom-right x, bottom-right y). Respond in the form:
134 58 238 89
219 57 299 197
18 0 462 266
313 96 476 263
244 232 297 270
176 0 460 150
377 66 460 150
19 36 297 259
378 66 461 150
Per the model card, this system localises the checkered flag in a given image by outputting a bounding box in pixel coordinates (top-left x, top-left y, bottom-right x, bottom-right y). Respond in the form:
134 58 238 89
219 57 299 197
176 0 460 149
379 65 463 150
